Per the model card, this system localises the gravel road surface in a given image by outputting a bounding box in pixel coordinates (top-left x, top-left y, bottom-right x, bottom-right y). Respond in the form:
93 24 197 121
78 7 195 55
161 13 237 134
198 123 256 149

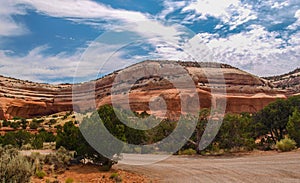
118 151 300 183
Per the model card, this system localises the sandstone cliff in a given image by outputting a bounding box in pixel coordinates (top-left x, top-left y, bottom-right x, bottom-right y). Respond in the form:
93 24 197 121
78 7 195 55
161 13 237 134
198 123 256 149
264 68 300 96
0 61 286 119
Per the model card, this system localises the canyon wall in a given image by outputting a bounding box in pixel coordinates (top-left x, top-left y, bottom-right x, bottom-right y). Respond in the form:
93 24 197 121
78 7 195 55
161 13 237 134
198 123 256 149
0 61 286 119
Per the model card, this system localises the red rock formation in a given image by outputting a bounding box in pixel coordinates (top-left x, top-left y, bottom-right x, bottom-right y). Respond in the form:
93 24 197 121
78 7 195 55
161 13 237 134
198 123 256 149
0 61 286 119
264 68 300 96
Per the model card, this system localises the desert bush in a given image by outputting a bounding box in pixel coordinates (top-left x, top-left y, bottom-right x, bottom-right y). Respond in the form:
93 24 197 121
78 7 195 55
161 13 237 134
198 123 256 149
35 170 46 179
65 177 74 183
276 137 297 152
21 143 33 150
27 152 45 165
178 148 197 155
110 173 122 183
56 146 73 164
26 152 46 179
0 146 33 183
110 172 119 179
45 147 73 172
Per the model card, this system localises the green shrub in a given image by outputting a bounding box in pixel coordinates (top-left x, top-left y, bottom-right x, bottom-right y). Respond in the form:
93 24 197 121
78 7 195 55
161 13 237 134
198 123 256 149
13 116 21 120
276 137 297 152
65 177 74 183
30 122 39 129
56 146 73 165
179 148 197 155
287 108 300 146
2 120 10 127
49 119 57 124
10 122 20 129
35 170 46 179
0 146 33 183
110 173 122 182
110 173 119 179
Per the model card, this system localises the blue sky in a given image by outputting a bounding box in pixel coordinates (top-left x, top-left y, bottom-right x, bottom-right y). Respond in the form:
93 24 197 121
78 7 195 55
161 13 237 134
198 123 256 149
0 0 299 83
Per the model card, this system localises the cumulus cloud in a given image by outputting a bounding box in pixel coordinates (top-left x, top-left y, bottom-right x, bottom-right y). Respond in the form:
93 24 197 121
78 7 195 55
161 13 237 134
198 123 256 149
288 9 300 30
182 0 257 30
248 0 299 26
193 25 300 76
0 0 28 36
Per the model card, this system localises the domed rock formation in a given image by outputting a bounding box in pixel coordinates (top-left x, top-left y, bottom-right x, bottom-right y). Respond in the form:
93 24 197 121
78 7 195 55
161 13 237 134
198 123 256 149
0 60 286 119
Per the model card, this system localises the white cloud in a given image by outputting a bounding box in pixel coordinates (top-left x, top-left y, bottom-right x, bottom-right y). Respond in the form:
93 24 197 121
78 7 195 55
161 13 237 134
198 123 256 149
0 46 80 83
248 0 299 26
17 0 148 22
288 9 300 30
0 0 28 36
182 0 257 30
0 0 197 83
192 25 300 76
8 0 189 50
2 0 186 40
158 0 186 20
271 1 289 9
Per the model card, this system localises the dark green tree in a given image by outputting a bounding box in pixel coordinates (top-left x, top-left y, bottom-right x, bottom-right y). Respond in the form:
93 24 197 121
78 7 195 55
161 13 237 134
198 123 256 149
29 121 39 129
10 122 20 129
253 99 290 143
217 113 255 150
20 118 28 129
2 131 32 148
32 129 56 149
2 120 10 127
56 120 117 170
181 109 210 154
287 108 300 146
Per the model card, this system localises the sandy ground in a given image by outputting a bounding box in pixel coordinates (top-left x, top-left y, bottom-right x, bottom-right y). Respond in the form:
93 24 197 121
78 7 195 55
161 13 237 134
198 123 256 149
31 164 150 183
117 150 300 183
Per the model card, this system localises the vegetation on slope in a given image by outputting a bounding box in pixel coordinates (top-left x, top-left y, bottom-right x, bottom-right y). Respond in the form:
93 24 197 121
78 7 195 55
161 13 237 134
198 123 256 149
1 95 300 182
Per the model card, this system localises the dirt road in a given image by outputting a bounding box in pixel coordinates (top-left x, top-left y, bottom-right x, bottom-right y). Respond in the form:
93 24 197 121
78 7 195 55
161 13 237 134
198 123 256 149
118 150 300 183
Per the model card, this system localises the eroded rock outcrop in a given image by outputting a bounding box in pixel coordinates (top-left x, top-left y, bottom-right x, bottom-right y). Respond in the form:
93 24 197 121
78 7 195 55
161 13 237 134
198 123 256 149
0 61 286 119
264 68 300 96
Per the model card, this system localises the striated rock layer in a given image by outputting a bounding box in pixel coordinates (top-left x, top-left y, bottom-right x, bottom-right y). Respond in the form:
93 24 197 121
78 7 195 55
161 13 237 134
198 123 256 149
0 61 286 119
264 68 300 96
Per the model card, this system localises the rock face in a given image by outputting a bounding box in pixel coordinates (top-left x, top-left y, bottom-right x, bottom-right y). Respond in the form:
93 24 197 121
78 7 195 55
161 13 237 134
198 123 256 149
0 76 73 119
264 68 300 96
0 61 286 119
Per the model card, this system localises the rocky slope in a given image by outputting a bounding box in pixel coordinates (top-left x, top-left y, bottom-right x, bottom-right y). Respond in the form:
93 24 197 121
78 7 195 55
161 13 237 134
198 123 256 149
264 68 300 96
0 60 286 119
